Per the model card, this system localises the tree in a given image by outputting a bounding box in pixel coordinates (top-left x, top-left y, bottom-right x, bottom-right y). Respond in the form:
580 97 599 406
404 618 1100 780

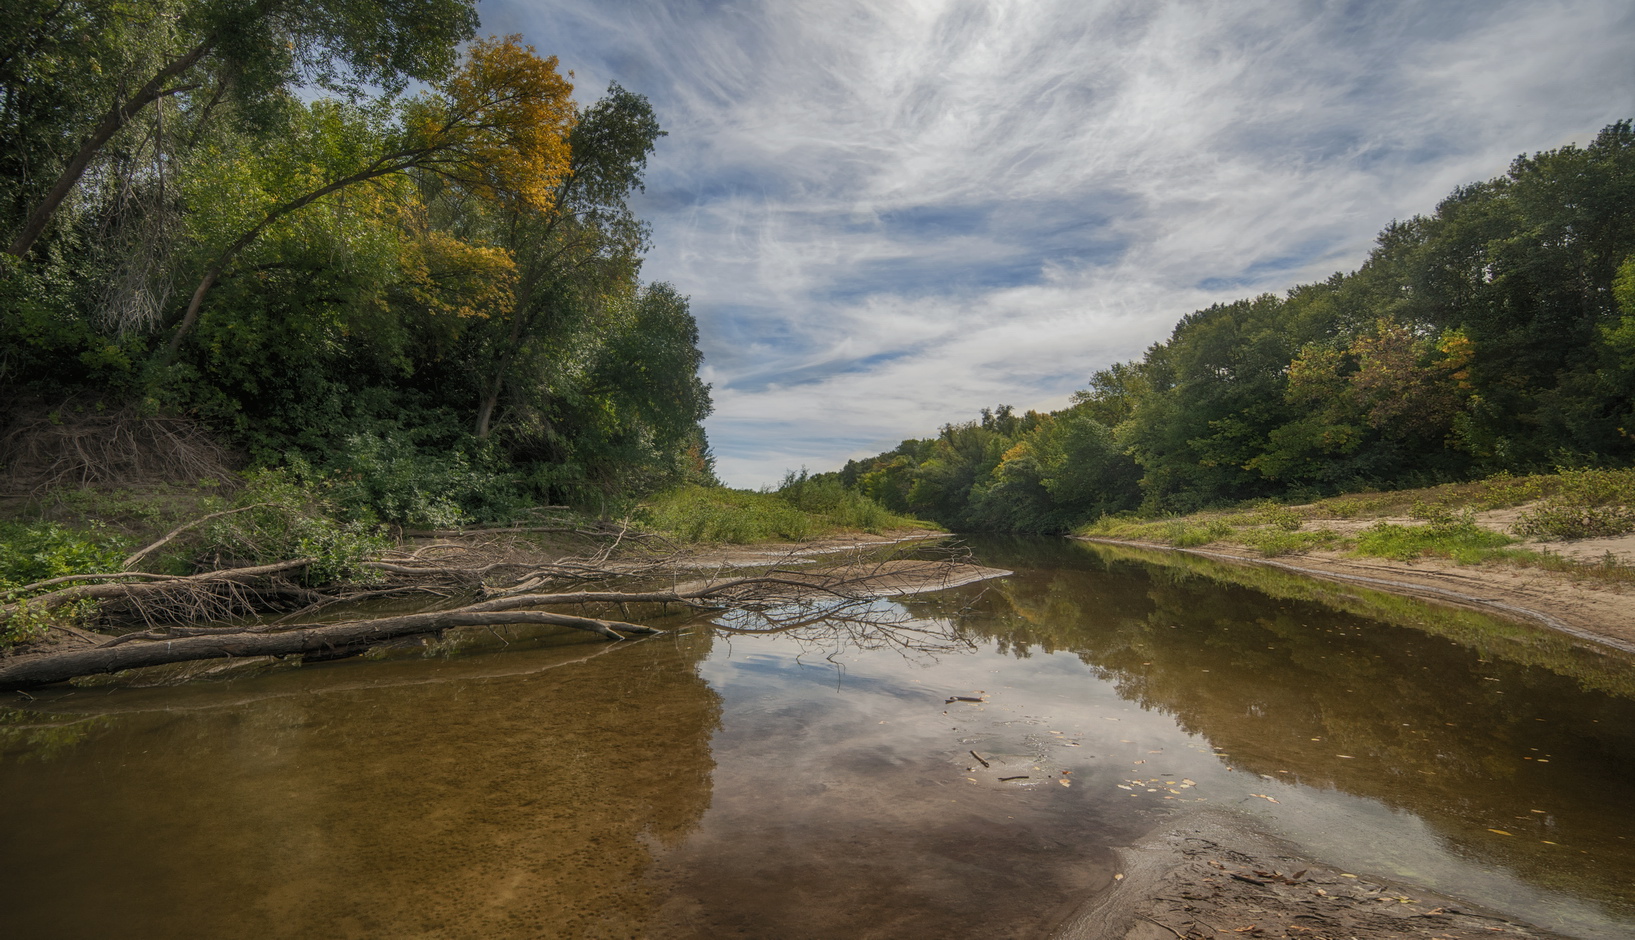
164 35 576 355
2 0 481 260
461 82 664 441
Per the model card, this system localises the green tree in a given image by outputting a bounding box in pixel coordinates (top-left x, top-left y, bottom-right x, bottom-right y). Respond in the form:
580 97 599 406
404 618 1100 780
2 0 479 259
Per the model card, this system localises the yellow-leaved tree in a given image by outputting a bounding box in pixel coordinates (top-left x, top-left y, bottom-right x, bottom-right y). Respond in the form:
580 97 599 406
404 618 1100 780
166 36 575 355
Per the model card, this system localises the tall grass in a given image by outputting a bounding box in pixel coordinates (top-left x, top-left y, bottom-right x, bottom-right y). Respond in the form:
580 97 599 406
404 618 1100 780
638 479 929 544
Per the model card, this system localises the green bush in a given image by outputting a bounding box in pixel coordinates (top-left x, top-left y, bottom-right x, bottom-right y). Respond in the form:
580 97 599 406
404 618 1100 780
1168 519 1234 547
1513 469 1635 540
0 522 129 648
639 486 814 543
197 469 387 583
324 433 526 528
1237 528 1337 556
0 522 129 590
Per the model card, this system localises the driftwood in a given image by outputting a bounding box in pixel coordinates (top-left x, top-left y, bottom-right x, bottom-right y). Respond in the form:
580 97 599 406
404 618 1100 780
4 560 312 614
0 528 999 689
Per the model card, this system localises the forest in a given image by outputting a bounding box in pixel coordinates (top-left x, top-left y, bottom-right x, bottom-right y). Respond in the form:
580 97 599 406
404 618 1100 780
832 121 1635 533
1 0 714 525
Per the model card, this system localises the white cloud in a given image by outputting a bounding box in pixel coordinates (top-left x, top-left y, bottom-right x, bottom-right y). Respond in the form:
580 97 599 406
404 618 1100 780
486 0 1635 486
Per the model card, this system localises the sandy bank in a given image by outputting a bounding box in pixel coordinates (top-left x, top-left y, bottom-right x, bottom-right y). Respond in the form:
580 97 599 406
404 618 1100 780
1075 536 1635 655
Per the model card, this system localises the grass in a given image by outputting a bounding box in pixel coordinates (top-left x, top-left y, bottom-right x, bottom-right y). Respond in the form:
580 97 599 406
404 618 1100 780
1078 468 1635 577
636 483 932 544
1351 517 1520 564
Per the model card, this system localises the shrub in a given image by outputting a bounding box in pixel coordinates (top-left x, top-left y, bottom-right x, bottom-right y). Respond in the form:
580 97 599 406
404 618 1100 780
0 522 129 648
323 432 527 528
1168 519 1234 547
1237 528 1337 556
1513 469 1635 540
0 521 129 590
197 469 387 583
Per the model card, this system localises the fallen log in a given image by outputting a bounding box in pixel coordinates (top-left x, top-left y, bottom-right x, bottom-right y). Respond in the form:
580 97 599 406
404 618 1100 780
0 609 661 689
0 543 1005 690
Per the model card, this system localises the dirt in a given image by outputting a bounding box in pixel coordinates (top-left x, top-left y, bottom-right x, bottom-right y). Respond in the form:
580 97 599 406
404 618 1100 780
1053 814 1565 940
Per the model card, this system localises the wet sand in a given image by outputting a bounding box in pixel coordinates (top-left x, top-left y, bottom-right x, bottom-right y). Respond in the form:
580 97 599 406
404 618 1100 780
1055 811 1565 940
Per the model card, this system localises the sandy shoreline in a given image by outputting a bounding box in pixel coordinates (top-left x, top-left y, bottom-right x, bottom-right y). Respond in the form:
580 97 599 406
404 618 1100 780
1074 536 1635 655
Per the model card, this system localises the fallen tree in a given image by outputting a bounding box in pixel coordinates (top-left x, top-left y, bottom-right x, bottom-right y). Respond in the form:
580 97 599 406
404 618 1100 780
0 525 1001 689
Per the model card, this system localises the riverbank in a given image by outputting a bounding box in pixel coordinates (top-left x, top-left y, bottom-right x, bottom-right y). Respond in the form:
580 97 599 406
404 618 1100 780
1077 534 1635 654
1076 473 1635 655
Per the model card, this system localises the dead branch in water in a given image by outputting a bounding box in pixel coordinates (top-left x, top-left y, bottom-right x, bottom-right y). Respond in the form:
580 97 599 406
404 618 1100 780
0 534 998 689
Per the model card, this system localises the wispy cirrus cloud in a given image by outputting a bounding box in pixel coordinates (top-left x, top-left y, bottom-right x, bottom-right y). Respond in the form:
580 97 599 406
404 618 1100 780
482 0 1635 486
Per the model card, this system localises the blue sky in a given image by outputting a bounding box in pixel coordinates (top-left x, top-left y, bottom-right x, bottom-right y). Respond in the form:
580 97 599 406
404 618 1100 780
481 0 1635 487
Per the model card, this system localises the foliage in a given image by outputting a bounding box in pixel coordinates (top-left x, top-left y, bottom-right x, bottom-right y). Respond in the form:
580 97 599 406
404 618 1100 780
0 522 129 590
1353 515 1517 564
832 121 1635 533
638 483 927 545
196 469 388 583
0 522 129 648
0 12 714 527
1513 469 1635 540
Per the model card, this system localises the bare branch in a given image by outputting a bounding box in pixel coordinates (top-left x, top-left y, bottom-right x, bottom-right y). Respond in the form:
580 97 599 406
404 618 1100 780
121 503 274 569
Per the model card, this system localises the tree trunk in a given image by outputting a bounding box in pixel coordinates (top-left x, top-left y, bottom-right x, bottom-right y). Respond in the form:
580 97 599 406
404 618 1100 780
6 36 215 258
0 609 659 689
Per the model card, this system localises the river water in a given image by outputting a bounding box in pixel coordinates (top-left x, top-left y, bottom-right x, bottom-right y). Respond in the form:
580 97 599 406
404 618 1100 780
3 538 1634 939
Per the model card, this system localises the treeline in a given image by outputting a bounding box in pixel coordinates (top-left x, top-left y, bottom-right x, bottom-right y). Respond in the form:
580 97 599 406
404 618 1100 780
833 121 1635 532
1 0 712 523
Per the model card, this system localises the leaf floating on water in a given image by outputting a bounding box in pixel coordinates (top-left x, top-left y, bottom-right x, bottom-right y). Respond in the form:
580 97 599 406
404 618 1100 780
1133 760 1146 765
1117 784 1132 790
1249 793 1280 803
1488 829 1513 836
1059 779 1071 787
1335 754 1355 759
1181 779 1197 786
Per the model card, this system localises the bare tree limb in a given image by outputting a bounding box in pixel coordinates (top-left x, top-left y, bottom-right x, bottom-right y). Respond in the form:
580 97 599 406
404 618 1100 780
121 503 273 569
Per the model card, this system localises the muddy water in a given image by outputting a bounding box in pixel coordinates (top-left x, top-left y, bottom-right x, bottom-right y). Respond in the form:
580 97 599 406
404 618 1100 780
3 538 1635 939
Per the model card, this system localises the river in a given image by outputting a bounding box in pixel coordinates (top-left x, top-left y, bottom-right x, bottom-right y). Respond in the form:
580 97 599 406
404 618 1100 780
2 537 1633 938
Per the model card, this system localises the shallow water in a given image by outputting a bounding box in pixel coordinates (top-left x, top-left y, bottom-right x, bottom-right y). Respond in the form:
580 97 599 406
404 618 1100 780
3 538 1634 938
